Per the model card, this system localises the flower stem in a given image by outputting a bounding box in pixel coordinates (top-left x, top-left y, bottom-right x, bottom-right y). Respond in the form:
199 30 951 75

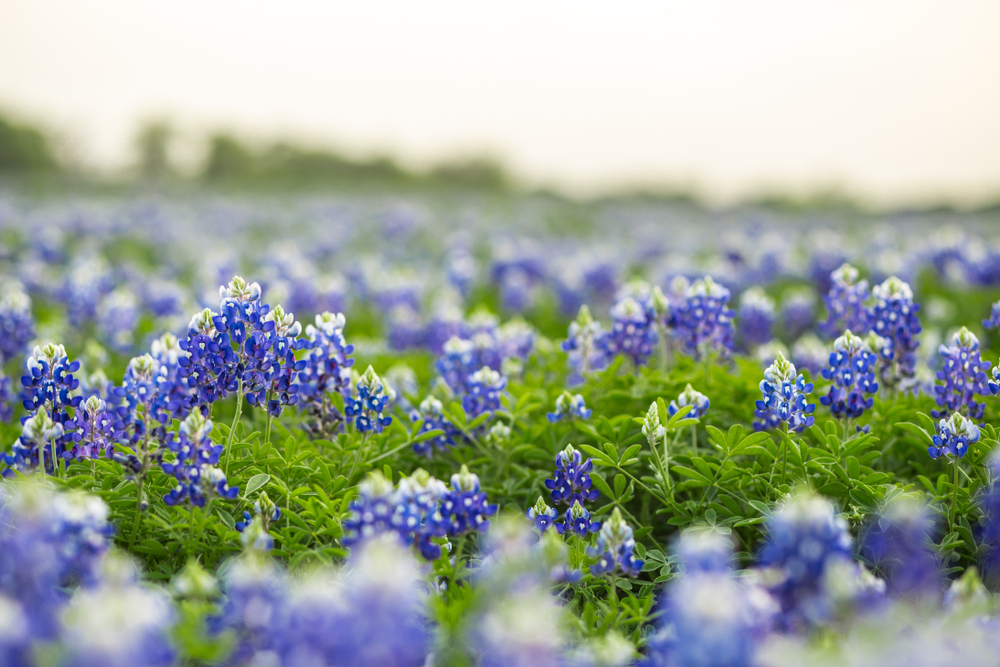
345 432 370 484
128 477 144 549
451 535 467 587
951 459 961 523
224 380 244 476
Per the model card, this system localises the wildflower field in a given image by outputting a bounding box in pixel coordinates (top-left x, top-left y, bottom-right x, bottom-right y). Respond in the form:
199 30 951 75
3 190 1000 666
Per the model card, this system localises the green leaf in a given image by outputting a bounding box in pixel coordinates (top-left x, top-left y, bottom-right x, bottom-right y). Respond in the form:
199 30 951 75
666 403 693 428
614 474 627 499
589 473 614 500
244 473 271 499
579 444 616 467
602 442 620 464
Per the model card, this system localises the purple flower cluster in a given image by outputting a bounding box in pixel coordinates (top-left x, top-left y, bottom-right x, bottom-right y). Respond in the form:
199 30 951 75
928 412 979 460
160 410 238 507
408 396 461 456
561 305 608 383
671 276 736 360
819 330 878 420
754 352 816 432
599 294 659 367
0 284 34 365
869 276 922 385
931 327 991 419
215 536 429 667
587 507 644 577
737 286 776 349
345 366 394 433
546 391 591 423
819 263 870 339
544 444 600 508
343 466 497 561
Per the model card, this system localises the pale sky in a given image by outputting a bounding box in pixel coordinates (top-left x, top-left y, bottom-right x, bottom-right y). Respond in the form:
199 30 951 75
2 0 999 206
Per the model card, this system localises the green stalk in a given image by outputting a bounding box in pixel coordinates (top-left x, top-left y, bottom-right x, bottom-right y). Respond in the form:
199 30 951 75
128 477 144 549
224 380 244 476
951 459 961 523
345 432 371 484
451 535 467 587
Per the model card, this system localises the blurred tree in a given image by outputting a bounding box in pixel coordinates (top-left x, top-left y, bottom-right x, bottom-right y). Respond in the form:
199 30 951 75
135 121 174 179
429 158 508 190
203 134 255 180
0 113 59 172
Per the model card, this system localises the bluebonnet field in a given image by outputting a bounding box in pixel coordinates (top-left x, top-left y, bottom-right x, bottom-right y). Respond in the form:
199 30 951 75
2 190 1000 666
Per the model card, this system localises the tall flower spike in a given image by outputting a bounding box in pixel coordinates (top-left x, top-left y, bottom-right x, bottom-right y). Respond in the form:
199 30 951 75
526 496 558 533
758 491 853 629
932 327 991 419
599 295 659 367
555 499 601 537
642 401 664 447
587 507 644 577
928 412 979 460
754 352 815 432
668 384 710 420
819 263 870 339
737 286 776 349
545 444 600 507
819 329 879 420
672 276 735 359
869 276 922 385
547 391 591 423
345 366 393 434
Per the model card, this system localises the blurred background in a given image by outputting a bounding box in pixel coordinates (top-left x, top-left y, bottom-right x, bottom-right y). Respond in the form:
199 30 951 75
2 0 999 210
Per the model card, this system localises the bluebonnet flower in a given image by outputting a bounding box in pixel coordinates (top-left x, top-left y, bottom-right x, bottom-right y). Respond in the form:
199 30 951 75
236 493 282 553
387 304 426 351
462 366 506 421
161 410 238 506
928 412 979 460
526 496 558 533
342 471 417 549
674 529 735 574
790 333 828 377
561 305 608 383
757 491 853 629
587 508 644 577
983 299 1000 330
545 444 600 507
754 352 815 432
58 256 113 328
819 330 879 420
0 283 34 365
345 365 394 433
977 450 1000 589
257 304 306 417
436 336 479 394
20 342 81 414
869 276 922 385
0 482 113 638
214 558 288 666
932 327 991 419
600 295 658 367
643 534 778 667
96 287 140 353
409 396 460 456
547 391 591 423
66 396 124 461
0 371 12 422
672 276 736 360
276 535 430 667
177 307 235 410
148 331 194 422
396 469 451 560
859 497 941 599
141 278 185 319
297 311 355 436
441 465 498 536
738 286 776 349
819 263 870 339
556 500 601 537
668 383 710 420
6 410 66 474
0 595 31 667
780 287 816 340
60 559 176 667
